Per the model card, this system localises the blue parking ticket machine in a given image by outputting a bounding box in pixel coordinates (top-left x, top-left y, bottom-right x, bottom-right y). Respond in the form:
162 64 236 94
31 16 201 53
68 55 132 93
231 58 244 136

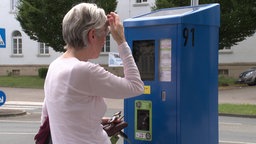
123 4 220 144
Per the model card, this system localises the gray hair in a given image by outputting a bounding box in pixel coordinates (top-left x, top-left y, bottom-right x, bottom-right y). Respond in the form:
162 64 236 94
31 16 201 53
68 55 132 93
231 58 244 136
62 3 106 49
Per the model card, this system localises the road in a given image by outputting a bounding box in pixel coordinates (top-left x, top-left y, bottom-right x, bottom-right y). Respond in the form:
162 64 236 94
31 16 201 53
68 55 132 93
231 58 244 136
1 101 256 144
0 86 256 144
0 102 124 144
219 116 256 144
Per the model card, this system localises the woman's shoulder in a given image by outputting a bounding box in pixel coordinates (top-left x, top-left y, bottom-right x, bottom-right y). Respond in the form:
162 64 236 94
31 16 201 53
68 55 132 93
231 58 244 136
74 60 99 68
72 61 104 74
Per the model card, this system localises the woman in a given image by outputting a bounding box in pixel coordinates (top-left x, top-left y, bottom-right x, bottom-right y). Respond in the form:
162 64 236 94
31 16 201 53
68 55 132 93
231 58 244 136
41 2 144 144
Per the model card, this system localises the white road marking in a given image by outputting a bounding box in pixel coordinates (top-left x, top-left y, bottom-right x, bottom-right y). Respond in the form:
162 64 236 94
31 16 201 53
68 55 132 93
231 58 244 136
0 120 40 123
5 101 43 106
219 122 243 125
0 132 36 135
220 140 256 144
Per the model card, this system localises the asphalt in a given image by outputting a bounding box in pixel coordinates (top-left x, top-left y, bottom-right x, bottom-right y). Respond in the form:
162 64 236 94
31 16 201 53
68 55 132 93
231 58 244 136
0 86 256 117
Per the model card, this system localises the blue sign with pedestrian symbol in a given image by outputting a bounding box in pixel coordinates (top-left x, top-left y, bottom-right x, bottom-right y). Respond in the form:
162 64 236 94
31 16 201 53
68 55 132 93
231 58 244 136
0 28 6 48
0 90 6 106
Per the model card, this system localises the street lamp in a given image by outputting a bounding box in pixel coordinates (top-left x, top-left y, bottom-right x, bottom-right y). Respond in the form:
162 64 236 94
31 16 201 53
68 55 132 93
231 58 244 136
191 0 199 6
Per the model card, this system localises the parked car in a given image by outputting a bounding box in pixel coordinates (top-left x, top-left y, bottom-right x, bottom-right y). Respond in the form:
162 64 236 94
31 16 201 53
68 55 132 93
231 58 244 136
237 67 256 86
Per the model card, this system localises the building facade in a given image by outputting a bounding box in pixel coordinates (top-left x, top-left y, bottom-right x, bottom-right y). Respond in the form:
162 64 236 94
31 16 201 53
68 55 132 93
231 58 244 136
0 0 61 76
0 0 155 76
1 0 255 78
219 33 256 78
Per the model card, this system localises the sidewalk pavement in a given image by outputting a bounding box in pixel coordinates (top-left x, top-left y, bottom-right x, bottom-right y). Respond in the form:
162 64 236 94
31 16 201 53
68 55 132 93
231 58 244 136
1 86 256 117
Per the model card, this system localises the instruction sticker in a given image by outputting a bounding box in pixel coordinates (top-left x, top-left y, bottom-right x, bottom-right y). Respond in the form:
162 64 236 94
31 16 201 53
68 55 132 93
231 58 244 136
159 39 172 82
144 86 151 94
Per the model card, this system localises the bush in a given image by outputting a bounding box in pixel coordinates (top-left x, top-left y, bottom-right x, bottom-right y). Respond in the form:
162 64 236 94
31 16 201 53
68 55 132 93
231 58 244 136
218 75 237 86
38 68 48 79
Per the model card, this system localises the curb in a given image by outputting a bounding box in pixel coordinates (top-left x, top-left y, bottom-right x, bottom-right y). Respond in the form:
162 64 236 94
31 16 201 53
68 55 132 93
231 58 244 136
0 110 255 118
0 109 27 117
219 113 256 119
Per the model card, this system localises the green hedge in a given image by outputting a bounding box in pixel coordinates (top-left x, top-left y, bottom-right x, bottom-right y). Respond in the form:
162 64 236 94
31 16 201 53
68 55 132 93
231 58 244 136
38 68 48 79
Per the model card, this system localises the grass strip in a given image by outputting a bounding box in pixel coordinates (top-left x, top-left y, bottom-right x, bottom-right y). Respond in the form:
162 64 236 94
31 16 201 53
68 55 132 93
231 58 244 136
0 76 44 89
219 103 256 116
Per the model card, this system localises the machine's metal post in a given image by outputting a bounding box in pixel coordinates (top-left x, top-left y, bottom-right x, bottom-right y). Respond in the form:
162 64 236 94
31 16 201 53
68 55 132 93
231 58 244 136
191 0 199 6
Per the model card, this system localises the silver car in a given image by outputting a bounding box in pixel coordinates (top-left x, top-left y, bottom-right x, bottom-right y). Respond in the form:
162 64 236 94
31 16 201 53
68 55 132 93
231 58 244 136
237 67 256 86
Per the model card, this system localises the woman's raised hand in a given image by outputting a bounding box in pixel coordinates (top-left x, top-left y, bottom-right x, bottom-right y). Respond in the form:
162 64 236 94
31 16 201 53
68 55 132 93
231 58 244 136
107 12 126 45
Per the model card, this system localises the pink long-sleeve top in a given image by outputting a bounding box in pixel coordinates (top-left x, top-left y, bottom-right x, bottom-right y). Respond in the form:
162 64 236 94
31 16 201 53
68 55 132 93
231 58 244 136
41 42 144 144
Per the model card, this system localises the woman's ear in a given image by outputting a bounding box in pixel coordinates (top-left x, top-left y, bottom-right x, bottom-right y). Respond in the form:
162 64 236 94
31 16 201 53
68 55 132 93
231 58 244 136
88 29 96 43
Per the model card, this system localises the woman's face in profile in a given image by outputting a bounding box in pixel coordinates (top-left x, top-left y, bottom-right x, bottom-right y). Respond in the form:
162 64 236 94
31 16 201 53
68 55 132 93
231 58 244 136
90 23 110 59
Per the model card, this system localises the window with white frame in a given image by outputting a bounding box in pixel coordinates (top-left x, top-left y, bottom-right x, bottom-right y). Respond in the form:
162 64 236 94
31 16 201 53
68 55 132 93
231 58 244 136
133 0 149 6
102 35 110 53
39 42 50 55
12 31 22 55
136 0 148 3
10 0 19 12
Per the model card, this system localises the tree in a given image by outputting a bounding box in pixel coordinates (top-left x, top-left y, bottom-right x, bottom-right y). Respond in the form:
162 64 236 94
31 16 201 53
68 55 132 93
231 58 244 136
16 0 117 52
153 0 256 49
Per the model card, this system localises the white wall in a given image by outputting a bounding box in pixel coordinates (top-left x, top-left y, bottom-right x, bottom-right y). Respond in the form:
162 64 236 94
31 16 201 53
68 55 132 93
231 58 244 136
219 33 256 63
0 0 61 65
1 0 156 66
2 0 255 67
116 0 155 20
2 0 255 77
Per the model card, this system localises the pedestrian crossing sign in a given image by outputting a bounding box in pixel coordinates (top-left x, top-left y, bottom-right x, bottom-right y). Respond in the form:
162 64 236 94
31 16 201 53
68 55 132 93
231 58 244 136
0 28 6 48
